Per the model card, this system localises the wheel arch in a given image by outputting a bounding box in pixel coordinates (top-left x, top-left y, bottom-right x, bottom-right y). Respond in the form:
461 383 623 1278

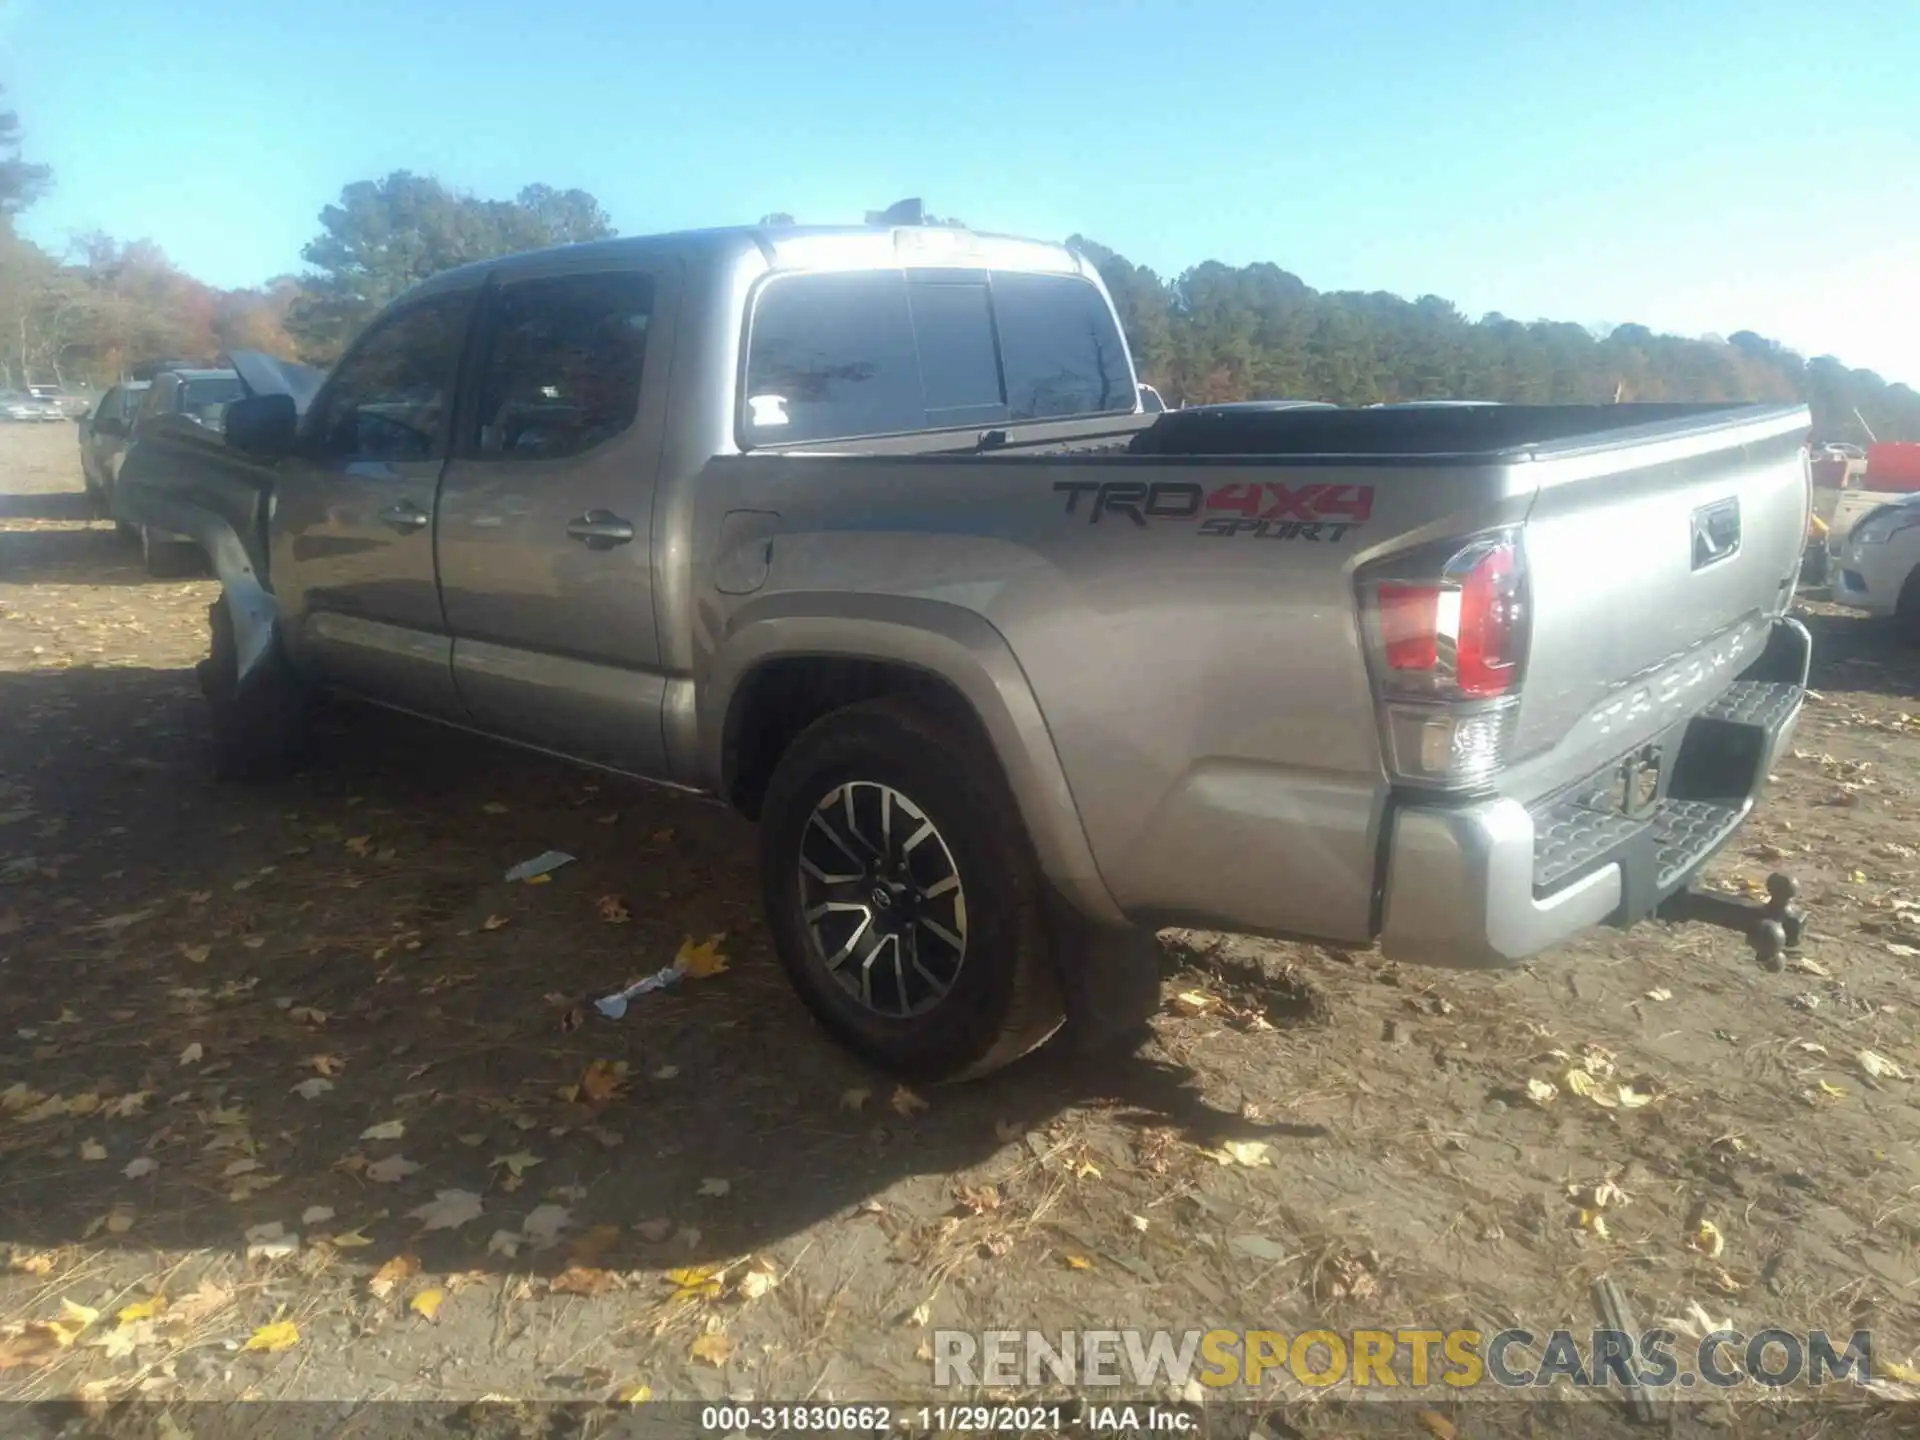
703 593 1124 926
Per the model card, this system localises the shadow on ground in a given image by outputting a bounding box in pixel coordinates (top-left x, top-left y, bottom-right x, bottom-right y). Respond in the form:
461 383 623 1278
1803 606 1920 697
0 521 177 587
0 663 1288 1277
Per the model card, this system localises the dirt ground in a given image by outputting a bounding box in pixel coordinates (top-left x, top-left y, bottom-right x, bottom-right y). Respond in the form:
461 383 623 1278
3 421 1920 1435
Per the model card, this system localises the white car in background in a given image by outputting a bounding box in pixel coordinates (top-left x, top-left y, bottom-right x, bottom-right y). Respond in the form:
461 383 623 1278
1834 494 1920 637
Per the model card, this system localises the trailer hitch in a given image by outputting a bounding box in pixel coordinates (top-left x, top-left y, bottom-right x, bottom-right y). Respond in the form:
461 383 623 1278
1656 872 1805 972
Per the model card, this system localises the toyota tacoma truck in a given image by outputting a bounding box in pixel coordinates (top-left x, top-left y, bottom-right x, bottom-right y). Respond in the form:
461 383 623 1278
115 223 1815 1081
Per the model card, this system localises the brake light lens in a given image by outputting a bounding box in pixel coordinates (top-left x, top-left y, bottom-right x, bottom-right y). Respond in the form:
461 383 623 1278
1359 531 1531 790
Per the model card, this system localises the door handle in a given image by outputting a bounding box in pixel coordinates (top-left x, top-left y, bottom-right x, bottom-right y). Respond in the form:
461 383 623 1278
377 500 430 534
566 510 636 550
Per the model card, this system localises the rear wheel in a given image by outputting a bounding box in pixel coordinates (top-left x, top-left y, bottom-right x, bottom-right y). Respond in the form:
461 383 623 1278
758 697 1065 1082
1897 569 1920 646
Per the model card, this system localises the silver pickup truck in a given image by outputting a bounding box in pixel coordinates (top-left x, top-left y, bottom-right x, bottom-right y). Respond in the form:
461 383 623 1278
117 223 1815 1081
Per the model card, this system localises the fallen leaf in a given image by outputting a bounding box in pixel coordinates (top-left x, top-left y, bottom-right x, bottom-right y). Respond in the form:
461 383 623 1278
1415 1411 1458 1440
1817 1080 1849 1100
1644 987 1673 1002
409 1189 484 1233
617 1383 654 1403
487 1230 521 1258
551 1266 616 1296
737 1258 778 1300
180 944 211 964
634 1218 673 1243
1859 1049 1912 1082
697 1177 731 1198
490 1150 542 1178
889 1085 928 1118
1576 1209 1610 1238
1170 990 1220 1016
481 914 510 932
360 1119 405 1142
301 1206 335 1226
366 1155 421 1184
168 1279 233 1327
327 1230 373 1249
79 1139 106 1162
1063 1253 1094 1270
579 1060 625 1104
482 802 510 815
839 1087 870 1113
369 1254 421 1299
244 1222 299 1262
689 1331 734 1367
90 1317 153 1361
227 1173 282 1202
292 1078 333 1100
1210 1140 1273 1167
116 1296 167 1325
1616 1085 1655 1109
1691 1220 1727 1258
409 1288 445 1321
178 1043 203 1067
674 933 729 979
523 1204 572 1249
1525 1077 1558 1107
595 895 631 924
241 1320 299 1353
665 1265 726 1301
307 1054 345 1076
223 1158 261 1178
907 1301 933 1327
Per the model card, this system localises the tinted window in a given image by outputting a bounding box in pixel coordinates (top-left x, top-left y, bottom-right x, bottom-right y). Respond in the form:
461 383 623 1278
180 377 246 412
307 294 468 463
743 272 922 443
470 271 654 461
908 282 1003 418
993 274 1132 420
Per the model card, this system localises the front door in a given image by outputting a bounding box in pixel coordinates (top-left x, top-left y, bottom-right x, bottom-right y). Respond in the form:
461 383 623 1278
436 261 677 775
270 288 475 717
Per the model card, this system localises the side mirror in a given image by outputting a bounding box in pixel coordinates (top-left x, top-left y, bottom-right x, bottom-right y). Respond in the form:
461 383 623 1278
224 393 298 458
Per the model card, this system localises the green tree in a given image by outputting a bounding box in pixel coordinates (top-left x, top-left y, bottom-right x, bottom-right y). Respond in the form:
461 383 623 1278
0 86 51 222
286 171 618 361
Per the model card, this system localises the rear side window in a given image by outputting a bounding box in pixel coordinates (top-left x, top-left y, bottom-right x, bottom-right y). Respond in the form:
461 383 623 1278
742 272 923 444
470 271 655 461
993 273 1133 421
741 267 1130 446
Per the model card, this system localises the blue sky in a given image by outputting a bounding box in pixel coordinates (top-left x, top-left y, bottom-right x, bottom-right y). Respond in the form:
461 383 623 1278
7 0 1917 383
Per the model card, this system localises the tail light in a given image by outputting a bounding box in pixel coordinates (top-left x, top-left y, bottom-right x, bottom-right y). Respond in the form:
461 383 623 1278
1359 530 1530 790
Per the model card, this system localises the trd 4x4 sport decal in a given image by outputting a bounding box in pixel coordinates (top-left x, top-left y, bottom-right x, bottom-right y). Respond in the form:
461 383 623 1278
1053 480 1373 542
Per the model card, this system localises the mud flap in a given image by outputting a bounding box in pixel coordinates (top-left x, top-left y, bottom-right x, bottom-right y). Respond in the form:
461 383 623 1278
1043 890 1164 1053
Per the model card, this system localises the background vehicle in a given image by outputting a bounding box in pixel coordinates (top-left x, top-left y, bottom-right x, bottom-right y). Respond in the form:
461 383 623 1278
120 367 246 574
28 384 90 418
1833 494 1920 636
78 382 151 518
1 389 65 422
120 223 1814 1082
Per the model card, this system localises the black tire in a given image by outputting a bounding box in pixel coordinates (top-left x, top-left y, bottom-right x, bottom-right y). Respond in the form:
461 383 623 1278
141 525 202 579
758 696 1066 1082
1897 570 1920 646
198 596 309 781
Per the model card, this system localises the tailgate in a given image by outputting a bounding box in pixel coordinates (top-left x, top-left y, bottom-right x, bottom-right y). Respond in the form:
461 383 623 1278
1509 406 1809 798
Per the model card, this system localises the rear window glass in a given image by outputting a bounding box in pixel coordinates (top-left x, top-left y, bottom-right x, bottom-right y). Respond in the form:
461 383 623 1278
741 267 1130 445
743 272 923 444
992 273 1133 421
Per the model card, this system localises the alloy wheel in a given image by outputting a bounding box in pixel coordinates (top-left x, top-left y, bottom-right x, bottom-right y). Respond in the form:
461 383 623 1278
796 780 968 1018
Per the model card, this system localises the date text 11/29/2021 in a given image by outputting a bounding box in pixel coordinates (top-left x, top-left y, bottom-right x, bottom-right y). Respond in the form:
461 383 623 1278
698 1405 1195 1433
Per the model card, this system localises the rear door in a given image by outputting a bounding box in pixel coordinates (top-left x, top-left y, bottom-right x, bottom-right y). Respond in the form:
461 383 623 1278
270 289 475 717
436 260 679 775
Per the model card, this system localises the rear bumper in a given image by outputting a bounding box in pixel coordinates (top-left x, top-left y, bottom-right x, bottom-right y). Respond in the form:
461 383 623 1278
1378 616 1809 968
